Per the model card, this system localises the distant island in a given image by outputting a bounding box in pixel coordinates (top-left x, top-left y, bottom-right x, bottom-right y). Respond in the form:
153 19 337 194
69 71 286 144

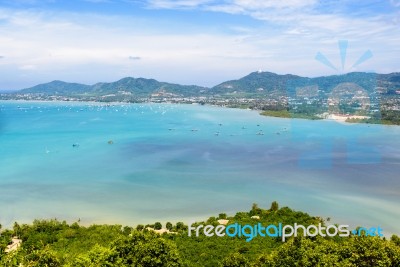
1 71 400 125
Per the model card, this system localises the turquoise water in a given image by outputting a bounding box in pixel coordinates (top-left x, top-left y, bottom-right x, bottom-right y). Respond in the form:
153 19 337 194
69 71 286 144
0 101 399 235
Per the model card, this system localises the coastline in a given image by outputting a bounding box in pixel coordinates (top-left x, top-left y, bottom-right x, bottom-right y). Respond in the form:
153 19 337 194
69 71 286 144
2 98 399 127
259 109 400 126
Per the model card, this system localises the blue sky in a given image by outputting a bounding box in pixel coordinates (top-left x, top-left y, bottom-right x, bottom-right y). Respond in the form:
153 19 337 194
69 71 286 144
0 0 399 89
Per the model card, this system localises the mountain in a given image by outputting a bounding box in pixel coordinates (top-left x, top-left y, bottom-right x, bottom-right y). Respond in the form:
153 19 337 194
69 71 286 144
21 80 91 95
90 77 208 97
211 71 400 97
211 71 304 97
5 71 400 125
18 77 208 98
10 71 400 99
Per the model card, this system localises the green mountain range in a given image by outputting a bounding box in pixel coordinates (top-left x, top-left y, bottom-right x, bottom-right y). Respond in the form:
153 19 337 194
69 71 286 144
18 77 208 98
11 71 400 99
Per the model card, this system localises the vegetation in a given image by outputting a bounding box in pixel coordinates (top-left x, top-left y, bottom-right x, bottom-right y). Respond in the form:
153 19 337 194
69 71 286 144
260 109 321 120
346 110 400 125
1 203 399 266
3 71 400 126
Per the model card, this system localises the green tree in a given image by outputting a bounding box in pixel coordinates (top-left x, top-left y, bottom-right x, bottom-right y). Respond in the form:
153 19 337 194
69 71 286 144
219 252 250 267
69 244 121 267
218 213 227 219
154 222 162 230
250 203 262 216
113 231 182 267
253 253 274 267
339 236 400 267
23 246 61 267
252 203 259 211
13 222 21 238
175 222 186 231
269 237 341 267
0 251 22 267
122 226 132 236
392 235 400 247
166 222 173 231
270 201 279 212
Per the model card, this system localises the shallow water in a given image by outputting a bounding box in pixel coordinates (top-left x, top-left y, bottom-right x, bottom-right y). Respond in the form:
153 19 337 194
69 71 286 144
0 101 399 235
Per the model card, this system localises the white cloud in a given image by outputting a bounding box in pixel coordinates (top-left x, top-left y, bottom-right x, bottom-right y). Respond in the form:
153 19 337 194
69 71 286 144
231 0 317 10
0 8 270 87
144 0 396 38
19 64 37 70
146 0 214 9
391 0 400 8
0 1 399 90
146 0 317 10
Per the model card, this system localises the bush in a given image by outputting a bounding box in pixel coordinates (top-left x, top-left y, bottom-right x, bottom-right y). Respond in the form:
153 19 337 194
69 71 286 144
166 222 173 231
219 252 250 267
270 201 279 212
154 222 162 230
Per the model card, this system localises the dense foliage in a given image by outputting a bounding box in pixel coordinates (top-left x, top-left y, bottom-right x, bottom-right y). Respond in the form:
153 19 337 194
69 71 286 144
260 110 321 120
1 203 399 266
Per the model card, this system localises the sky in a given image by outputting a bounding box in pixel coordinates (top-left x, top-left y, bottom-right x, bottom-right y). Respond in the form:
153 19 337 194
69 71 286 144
0 0 400 90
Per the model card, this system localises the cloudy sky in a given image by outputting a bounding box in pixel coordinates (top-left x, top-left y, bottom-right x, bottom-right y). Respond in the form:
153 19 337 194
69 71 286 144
0 0 399 90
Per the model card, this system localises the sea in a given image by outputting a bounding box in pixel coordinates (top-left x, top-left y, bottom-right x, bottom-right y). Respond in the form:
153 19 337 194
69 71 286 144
0 101 399 235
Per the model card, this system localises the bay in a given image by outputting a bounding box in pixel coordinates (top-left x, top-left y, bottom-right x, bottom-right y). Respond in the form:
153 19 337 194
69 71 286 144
0 101 399 236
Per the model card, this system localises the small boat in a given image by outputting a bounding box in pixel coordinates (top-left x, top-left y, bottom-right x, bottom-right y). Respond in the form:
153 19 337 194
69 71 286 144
72 143 80 148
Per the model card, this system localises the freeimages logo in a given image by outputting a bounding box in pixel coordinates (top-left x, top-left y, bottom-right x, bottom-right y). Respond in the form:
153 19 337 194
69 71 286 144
188 222 383 242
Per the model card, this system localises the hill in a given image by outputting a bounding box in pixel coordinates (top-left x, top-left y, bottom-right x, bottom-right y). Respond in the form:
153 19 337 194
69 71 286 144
3 71 400 125
1 202 399 266
212 71 400 96
9 71 400 99
18 77 208 99
21 80 91 95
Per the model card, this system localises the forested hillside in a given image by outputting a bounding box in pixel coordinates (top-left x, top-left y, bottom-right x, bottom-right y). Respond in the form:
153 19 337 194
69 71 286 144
1 203 399 266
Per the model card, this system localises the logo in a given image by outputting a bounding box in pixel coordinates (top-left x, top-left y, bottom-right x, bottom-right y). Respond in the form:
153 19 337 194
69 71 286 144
315 40 372 73
188 222 383 242
287 40 381 168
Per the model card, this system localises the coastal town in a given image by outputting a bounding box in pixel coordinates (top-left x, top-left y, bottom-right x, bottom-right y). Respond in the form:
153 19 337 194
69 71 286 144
2 83 399 124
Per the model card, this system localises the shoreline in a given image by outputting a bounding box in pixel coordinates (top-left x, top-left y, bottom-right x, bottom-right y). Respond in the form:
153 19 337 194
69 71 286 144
259 108 400 127
2 99 399 127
